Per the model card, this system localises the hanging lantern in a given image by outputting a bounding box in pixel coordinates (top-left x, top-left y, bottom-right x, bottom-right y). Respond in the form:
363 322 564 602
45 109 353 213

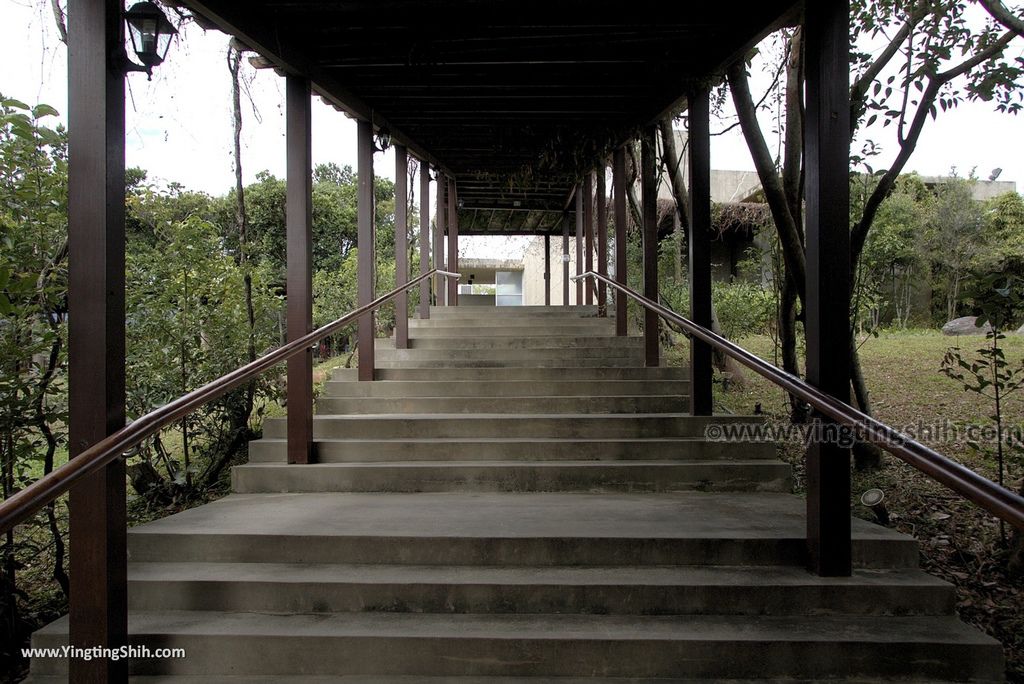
125 2 178 73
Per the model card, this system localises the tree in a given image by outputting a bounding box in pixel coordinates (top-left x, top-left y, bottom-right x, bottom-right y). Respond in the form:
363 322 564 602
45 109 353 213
0 96 69 658
725 0 1023 467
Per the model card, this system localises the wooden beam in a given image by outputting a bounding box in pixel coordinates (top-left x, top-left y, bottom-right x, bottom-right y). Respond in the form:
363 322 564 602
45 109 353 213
68 0 127 678
435 175 447 304
357 119 376 380
286 76 315 460
584 174 594 306
575 189 584 304
544 234 551 306
613 147 628 336
596 164 609 316
804 0 853 577
562 213 571 306
419 160 431 319
688 88 713 416
394 145 409 348
447 179 459 305
642 126 659 366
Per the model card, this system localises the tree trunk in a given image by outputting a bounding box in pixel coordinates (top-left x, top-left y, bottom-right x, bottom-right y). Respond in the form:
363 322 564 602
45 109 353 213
850 333 883 469
229 44 256 445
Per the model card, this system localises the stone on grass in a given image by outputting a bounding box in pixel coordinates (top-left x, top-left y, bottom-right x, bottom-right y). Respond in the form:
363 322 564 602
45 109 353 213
942 316 992 336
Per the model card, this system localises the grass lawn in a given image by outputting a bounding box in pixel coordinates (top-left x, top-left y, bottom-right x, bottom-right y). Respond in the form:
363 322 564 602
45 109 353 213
670 329 1024 681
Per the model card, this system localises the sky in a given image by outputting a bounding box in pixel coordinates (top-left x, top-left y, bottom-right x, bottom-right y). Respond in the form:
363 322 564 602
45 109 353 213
2 0 1022 260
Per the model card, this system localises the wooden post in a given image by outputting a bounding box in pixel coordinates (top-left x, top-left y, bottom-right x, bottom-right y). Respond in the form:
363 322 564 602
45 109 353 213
613 147 628 336
805 0 853 577
357 119 376 381
419 161 430 319
68 0 127 678
689 88 714 416
544 234 551 306
394 145 409 348
642 127 659 366
575 189 584 304
286 76 314 461
584 174 594 305
562 214 570 305
435 176 446 305
447 178 459 305
596 166 608 316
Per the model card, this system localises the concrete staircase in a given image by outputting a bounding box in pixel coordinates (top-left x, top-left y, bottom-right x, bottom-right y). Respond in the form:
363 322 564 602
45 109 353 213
29 306 1003 681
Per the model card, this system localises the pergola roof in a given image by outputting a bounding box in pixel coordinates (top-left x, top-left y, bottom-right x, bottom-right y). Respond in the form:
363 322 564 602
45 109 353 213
184 1 800 234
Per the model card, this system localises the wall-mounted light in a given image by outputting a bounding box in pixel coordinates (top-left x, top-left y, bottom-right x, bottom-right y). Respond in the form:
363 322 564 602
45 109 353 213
124 1 178 78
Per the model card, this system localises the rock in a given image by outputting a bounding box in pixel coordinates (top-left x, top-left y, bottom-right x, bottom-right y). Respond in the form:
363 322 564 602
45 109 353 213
1016 322 1024 335
941 316 992 336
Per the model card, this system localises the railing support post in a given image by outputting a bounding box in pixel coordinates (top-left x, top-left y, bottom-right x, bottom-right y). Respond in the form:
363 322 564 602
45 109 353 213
544 235 551 306
575 188 584 305
805 0 853 577
562 213 570 305
419 162 431 319
394 145 409 348
286 75 314 462
435 176 446 305
357 119 376 381
584 174 594 306
613 147 628 336
641 127 660 366
447 178 459 306
596 166 608 317
68 0 128 678
689 87 714 416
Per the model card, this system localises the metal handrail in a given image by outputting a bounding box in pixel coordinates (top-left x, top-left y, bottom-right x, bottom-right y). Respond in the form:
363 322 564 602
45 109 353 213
0 269 461 533
572 270 1024 530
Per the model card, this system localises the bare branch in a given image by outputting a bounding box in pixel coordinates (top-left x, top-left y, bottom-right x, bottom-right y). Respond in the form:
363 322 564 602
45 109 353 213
977 0 1024 39
49 0 67 44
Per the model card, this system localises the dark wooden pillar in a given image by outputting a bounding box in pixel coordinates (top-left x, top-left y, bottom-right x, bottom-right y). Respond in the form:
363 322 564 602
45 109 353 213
435 176 446 305
357 119 376 381
562 214 570 305
544 234 551 306
689 88 714 416
613 147 628 336
286 76 314 461
641 127 659 366
447 178 459 305
584 174 594 305
805 0 853 577
419 161 430 319
575 189 584 304
596 166 608 316
68 1 127 678
394 145 409 348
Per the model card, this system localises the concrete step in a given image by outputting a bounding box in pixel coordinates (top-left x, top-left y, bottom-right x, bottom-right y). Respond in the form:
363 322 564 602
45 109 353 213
321 379 689 398
230 460 792 494
126 492 919 568
31 611 1002 680
246 438 779 464
329 367 688 381
314 395 689 415
379 336 642 349
426 305 600 318
408 324 617 336
374 356 655 368
127 562 954 616
261 414 754 440
373 347 645 361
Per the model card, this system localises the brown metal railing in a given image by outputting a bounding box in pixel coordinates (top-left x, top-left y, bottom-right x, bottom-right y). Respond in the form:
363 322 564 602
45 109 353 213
573 270 1024 530
0 269 461 533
